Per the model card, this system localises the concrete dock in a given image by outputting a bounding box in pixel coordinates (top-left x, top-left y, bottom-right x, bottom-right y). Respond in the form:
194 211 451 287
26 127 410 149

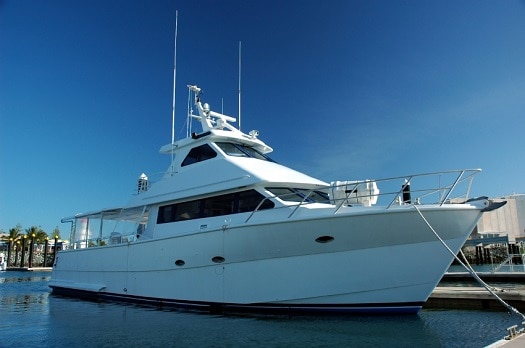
425 286 525 311
486 327 525 348
5 267 53 272
442 271 525 283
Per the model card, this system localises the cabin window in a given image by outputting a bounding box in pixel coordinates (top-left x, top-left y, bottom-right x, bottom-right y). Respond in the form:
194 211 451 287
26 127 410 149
156 189 275 224
238 190 274 212
157 205 174 224
181 144 217 167
215 142 273 162
296 189 330 203
175 201 201 221
266 187 330 204
204 193 235 217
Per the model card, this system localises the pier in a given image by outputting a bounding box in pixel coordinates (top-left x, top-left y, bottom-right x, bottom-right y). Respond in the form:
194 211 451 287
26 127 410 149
5 267 53 272
427 271 525 311
426 286 525 311
442 271 525 283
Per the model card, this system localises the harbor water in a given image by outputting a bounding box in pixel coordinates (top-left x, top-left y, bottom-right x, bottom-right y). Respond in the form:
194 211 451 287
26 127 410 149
0 271 522 347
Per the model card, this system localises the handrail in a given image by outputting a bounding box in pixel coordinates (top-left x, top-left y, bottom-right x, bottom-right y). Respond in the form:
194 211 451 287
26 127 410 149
248 168 482 221
334 181 361 213
439 169 466 205
288 190 314 218
244 197 275 223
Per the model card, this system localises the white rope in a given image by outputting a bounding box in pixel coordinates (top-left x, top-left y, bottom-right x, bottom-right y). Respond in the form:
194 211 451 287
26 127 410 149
413 205 525 320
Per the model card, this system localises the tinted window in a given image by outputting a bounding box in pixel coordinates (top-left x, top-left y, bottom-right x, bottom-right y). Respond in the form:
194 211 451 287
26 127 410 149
157 190 275 224
238 190 275 212
157 205 174 224
175 200 201 221
204 193 235 217
266 187 330 204
216 142 273 162
266 188 304 202
181 144 217 167
296 189 330 203
216 143 246 157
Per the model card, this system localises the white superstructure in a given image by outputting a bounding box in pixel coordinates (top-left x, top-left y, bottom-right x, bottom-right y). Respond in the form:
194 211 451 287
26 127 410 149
50 85 502 314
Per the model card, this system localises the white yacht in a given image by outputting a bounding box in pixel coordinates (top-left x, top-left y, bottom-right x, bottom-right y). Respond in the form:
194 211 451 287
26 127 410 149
49 85 502 314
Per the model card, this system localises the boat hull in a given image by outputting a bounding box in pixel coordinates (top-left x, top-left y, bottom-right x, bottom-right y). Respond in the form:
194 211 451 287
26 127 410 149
50 205 481 314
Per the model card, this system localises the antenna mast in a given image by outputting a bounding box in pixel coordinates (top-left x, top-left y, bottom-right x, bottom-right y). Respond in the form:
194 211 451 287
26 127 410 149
170 10 178 174
238 41 242 131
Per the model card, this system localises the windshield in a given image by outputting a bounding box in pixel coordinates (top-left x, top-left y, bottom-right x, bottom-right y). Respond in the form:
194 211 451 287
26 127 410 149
216 142 274 162
266 187 330 204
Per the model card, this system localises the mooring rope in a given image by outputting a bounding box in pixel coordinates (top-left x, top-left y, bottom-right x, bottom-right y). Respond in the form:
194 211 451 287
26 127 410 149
413 205 525 320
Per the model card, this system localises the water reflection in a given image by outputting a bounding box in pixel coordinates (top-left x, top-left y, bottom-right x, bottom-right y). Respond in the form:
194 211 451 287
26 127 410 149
0 271 520 347
0 272 51 316
0 275 50 284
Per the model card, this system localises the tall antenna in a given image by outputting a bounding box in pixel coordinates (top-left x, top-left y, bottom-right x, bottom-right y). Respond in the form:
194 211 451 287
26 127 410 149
170 10 178 174
171 11 179 144
238 41 242 131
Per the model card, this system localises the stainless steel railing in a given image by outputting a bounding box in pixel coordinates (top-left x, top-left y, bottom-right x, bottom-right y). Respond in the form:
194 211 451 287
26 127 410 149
246 168 482 221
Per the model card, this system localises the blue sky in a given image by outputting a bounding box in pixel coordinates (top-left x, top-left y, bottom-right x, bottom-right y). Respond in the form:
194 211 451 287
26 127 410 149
1 0 524 235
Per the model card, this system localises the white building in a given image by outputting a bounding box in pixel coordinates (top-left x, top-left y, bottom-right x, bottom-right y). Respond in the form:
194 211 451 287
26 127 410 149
476 194 525 242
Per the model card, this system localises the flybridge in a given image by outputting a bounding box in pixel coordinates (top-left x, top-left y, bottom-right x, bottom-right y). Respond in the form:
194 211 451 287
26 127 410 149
159 85 272 155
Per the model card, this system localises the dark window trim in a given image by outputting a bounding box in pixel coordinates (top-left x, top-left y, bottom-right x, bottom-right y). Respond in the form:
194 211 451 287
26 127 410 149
157 189 274 224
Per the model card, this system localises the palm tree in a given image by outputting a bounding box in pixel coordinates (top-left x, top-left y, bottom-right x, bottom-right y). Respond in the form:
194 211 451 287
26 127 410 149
2 225 23 265
25 226 48 267
3 225 22 242
25 226 41 239
51 227 61 240
28 227 48 244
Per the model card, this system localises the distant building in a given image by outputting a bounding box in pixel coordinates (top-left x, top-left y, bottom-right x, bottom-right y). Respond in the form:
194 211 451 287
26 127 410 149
475 194 525 242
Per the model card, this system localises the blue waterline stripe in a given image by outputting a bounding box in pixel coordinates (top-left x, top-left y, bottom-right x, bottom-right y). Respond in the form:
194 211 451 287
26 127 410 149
49 285 423 315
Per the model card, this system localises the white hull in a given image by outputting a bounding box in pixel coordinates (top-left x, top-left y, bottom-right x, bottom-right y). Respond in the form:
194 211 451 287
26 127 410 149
50 205 480 314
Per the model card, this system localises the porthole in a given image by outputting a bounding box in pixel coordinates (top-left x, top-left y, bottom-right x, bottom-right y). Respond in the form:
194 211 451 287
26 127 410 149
175 259 185 266
315 235 334 243
212 256 225 263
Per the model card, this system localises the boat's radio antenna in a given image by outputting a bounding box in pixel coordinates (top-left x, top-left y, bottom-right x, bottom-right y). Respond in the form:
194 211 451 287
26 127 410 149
170 10 179 174
238 41 242 131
